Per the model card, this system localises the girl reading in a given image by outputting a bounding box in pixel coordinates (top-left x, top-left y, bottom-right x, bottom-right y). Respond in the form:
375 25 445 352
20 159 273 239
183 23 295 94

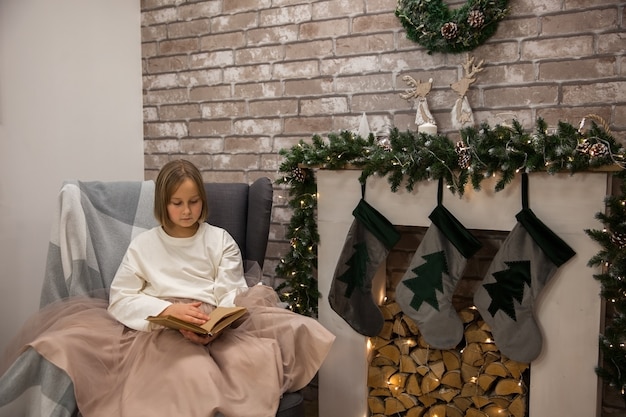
1 159 334 417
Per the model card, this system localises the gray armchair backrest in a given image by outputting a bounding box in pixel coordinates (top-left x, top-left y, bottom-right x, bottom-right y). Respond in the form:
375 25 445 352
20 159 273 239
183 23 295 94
40 178 273 307
204 177 273 268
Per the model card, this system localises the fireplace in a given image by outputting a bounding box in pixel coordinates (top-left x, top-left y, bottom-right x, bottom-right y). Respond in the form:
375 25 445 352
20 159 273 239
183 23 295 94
317 169 608 417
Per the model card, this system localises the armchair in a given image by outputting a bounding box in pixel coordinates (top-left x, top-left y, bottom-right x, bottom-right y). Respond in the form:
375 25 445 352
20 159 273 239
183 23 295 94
203 178 272 269
205 178 305 417
0 178 305 417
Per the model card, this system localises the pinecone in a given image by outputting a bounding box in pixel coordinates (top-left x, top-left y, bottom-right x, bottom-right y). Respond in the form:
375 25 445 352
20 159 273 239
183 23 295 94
467 10 485 28
455 140 471 169
441 22 459 40
292 167 307 182
576 139 592 154
610 231 626 249
589 142 609 158
377 136 392 151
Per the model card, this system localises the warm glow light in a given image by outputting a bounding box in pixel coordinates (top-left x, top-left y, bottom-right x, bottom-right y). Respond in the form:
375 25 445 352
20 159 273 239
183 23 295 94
403 338 417 348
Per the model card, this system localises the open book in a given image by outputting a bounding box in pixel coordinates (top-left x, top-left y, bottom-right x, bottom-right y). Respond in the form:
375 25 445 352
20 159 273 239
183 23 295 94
146 306 247 336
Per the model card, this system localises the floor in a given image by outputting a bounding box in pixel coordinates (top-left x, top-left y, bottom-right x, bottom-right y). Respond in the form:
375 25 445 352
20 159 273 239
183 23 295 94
304 398 318 417
303 377 319 417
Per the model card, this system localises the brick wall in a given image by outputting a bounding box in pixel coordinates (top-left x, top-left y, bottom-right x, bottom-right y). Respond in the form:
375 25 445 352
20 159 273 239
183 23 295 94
140 0 626 281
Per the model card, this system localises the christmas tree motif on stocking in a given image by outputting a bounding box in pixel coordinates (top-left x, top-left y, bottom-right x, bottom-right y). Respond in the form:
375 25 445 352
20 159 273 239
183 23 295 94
484 260 531 319
396 179 482 349
402 252 449 312
474 173 576 363
329 184 400 337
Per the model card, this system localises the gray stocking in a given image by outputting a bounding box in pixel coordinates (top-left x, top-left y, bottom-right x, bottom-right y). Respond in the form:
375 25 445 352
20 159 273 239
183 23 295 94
396 179 482 349
474 173 576 362
329 189 400 337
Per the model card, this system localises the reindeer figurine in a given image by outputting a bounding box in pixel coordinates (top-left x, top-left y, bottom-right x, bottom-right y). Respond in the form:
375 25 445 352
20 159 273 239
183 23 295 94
400 75 436 129
450 55 484 129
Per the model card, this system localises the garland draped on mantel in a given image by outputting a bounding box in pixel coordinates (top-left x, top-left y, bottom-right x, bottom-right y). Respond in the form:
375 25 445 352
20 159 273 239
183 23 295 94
275 117 626 402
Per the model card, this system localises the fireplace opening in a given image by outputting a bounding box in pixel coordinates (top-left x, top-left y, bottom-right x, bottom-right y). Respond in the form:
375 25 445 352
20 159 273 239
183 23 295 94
367 226 531 417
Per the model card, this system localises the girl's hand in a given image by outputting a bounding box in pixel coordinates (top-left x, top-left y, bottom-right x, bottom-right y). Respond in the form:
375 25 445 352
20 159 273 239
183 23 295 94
180 329 219 345
159 301 209 325
159 302 219 345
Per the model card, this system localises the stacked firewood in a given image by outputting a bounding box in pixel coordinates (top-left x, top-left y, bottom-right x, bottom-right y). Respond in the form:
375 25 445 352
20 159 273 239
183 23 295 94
367 302 528 417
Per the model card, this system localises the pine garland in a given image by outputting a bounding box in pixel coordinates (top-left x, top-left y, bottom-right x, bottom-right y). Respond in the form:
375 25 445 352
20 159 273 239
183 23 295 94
586 170 626 405
396 0 509 54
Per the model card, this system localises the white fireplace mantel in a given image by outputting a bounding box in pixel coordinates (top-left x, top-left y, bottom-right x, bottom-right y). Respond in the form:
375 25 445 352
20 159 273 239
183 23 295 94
317 169 608 417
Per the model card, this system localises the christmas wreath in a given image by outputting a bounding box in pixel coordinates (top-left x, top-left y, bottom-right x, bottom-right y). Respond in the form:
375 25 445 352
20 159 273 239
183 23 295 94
396 0 509 54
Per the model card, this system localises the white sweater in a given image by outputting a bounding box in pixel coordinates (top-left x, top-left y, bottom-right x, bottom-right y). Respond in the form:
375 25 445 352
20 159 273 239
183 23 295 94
108 222 248 331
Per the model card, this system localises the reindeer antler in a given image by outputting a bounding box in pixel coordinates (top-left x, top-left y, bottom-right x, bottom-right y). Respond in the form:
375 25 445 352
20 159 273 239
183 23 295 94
462 55 484 79
400 75 433 100
451 55 484 98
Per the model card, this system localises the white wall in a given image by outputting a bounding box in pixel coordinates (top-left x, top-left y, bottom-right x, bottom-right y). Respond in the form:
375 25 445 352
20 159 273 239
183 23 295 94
0 0 144 354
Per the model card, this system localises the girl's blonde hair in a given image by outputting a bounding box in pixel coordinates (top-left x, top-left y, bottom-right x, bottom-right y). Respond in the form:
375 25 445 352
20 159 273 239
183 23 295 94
154 159 208 228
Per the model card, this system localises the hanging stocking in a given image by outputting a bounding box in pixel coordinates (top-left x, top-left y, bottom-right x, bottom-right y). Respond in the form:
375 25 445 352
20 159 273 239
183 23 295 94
329 183 400 337
396 179 482 349
473 173 576 363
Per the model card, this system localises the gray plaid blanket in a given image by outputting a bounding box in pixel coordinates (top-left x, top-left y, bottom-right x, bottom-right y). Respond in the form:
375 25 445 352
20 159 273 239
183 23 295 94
0 180 156 417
